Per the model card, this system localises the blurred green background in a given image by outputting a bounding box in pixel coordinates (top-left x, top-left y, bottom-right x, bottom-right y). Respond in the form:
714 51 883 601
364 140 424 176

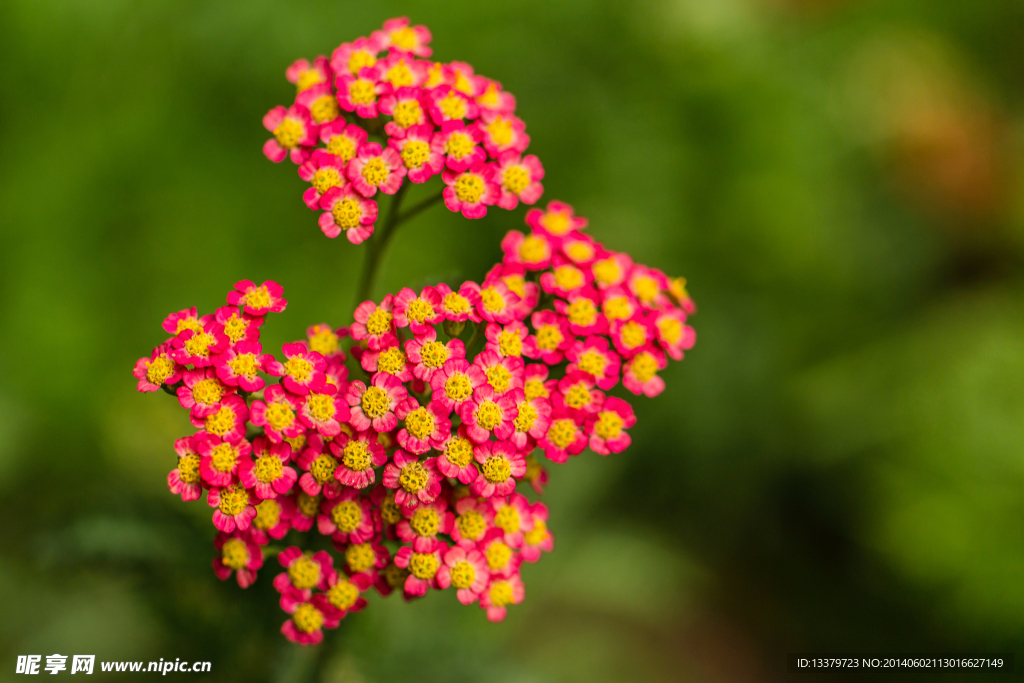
2 0 1024 681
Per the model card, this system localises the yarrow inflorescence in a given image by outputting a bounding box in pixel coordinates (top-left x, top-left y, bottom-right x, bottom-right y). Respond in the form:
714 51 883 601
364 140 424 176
134 17 697 645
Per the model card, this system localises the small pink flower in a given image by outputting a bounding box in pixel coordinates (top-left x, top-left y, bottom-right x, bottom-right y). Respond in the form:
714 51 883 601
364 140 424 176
227 280 288 316
162 307 207 336
477 527 522 577
500 230 553 271
435 282 482 323
460 387 519 444
492 151 544 210
290 491 320 532
347 142 406 197
177 368 234 419
381 450 442 511
350 296 397 350
167 436 203 502
489 494 534 549
318 489 378 545
524 310 572 365
538 412 587 463
388 123 444 182
471 280 520 325
396 498 454 552
171 321 229 367
429 358 486 414
477 112 529 158
212 531 263 588
565 335 621 390
335 66 392 119
553 372 605 417
394 539 447 597
214 341 273 392
330 37 385 77
435 427 478 484
191 394 249 443
509 391 552 451
336 539 390 580
392 286 444 334
520 502 554 562
265 342 327 395
600 285 640 325
484 263 538 321
526 200 588 239
238 436 297 499
432 120 486 172
471 440 526 498
281 591 339 646
197 433 252 488
346 373 408 433
436 545 490 604
395 397 451 454
586 396 636 455
286 56 332 93
484 321 528 359
610 316 655 358
405 327 466 383
451 496 492 548
559 233 601 267
523 363 557 401
554 289 608 337
380 86 430 138
591 252 633 289
134 342 183 392
318 571 372 621
317 120 367 166
378 50 430 89
318 184 378 244
296 82 343 125
330 430 387 489
378 17 433 57
275 547 333 596
295 436 343 500
474 78 516 117
263 104 318 164
479 573 525 622
298 383 351 438
442 161 499 219
540 257 591 298
360 340 413 382
622 346 667 397
249 496 295 545
627 265 670 309
653 307 696 361
207 483 257 533
473 350 525 397
306 323 348 362
426 85 478 125
299 150 347 210
250 384 305 443
215 305 263 345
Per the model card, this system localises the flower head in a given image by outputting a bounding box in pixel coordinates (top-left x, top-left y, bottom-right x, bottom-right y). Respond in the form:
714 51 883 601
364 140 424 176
213 532 263 588
471 440 526 498
442 161 499 219
238 436 298 499
263 104 318 164
319 185 378 244
134 343 183 392
346 373 408 433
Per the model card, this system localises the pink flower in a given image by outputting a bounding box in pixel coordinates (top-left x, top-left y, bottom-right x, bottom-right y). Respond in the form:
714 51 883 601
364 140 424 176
286 56 332 93
208 483 257 533
197 433 252 488
274 547 333 602
501 230 553 271
330 430 387 489
396 498 454 552
473 350 524 397
526 200 588 239
426 85 478 125
360 341 413 382
565 336 621 390
299 150 347 210
396 397 451 454
296 82 343 125
306 323 348 362
347 141 406 197
239 437 298 499
479 573 525 622
591 252 633 289
171 321 228 367
318 489 378 544
451 496 492 548
432 120 486 172
291 491 321 532
215 305 264 345
471 440 526 498
477 528 522 577
600 285 640 325
435 282 482 323
653 307 696 361
510 391 551 451
378 17 433 57
295 436 343 500
626 265 669 309
213 341 271 392
337 539 390 580
281 595 339 646
162 307 207 336
485 263 538 321
523 363 556 401
318 571 372 621
350 296 396 350
318 184 378 244
265 342 327 395
388 123 444 182
346 373 408 433
405 327 465 382
227 280 288 316
177 368 233 419
435 427 478 484
540 258 590 298
489 494 534 548
484 321 527 359
524 310 572 365
330 37 385 76
520 502 554 562
471 280 520 325
429 358 485 414
442 161 499 219
394 539 447 597
492 151 544 210
201 397 252 446
379 50 429 89
250 384 304 443
436 545 489 604
474 78 516 117
559 233 601 267
460 387 519 444
539 413 587 463
553 372 604 417
622 347 667 397
213 531 263 588
586 396 636 455
478 112 529 158
167 436 203 502
610 316 655 358
298 383 351 438
134 343 182 392
249 496 295 545
335 66 392 119
317 120 367 166
380 86 430 138
382 450 442 511
554 289 608 336
392 286 444 334
262 104 318 164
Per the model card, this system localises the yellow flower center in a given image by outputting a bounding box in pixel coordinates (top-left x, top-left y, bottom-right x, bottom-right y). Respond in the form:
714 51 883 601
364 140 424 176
406 298 435 324
254 499 281 530
221 314 249 343
481 454 511 483
409 552 440 579
592 258 621 285
540 212 570 235
404 407 435 439
457 510 486 541
221 538 249 570
633 276 659 303
494 505 520 534
524 379 548 400
311 167 342 194
480 287 504 313
444 132 475 159
265 402 296 432
246 286 272 310
503 275 526 298
284 356 313 383
488 581 514 607
296 492 320 517
385 59 415 88
594 411 624 440
360 386 390 418
390 28 417 50
376 347 406 375
486 116 513 146
478 82 500 107
443 292 471 314
485 365 512 393
218 484 249 516
630 353 658 383
567 299 597 327
309 454 338 484
619 321 647 349
424 63 445 88
419 341 449 368
474 401 503 430
577 350 607 377
444 436 474 468
347 50 376 75
175 318 201 334
326 135 356 162
284 432 307 453
289 556 322 589
535 324 563 351
145 355 175 385
366 308 392 335
669 276 689 303
502 166 530 194
453 70 474 95
296 69 323 92
273 118 303 149
332 500 363 533
564 383 592 410
349 79 376 105
381 496 403 524
310 95 340 123
524 520 548 545
177 454 201 484
307 326 339 356
514 402 537 432
657 317 682 344
519 235 548 263
498 331 522 357
192 378 224 406
292 603 324 634
553 265 584 291
454 174 484 204
564 241 595 262
361 157 389 186
400 140 430 169
332 199 363 231
305 393 334 422
409 507 440 537
444 373 472 401
210 443 238 473
341 440 371 471
254 455 283 483
183 332 215 359
449 560 476 589
603 296 632 321
485 540 512 570
399 461 429 493
437 92 466 120
346 543 376 573
225 352 257 380
327 579 360 610
547 419 577 448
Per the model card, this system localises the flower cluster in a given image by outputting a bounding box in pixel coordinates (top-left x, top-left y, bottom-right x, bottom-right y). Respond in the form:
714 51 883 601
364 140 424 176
265 17 544 244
